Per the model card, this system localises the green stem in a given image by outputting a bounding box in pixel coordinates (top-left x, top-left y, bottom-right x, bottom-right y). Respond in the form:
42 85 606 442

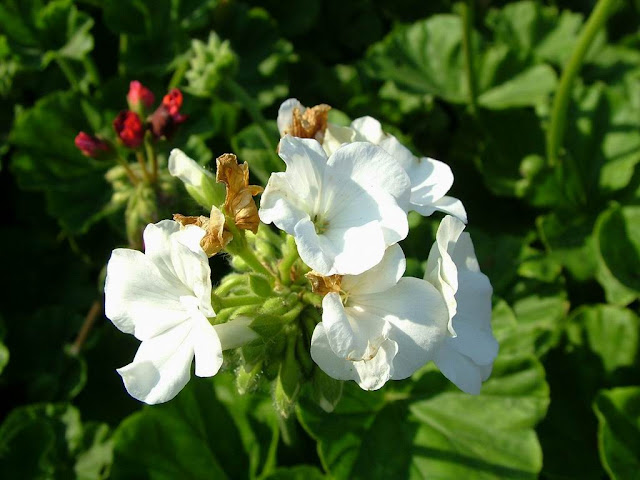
278 235 299 286
460 0 478 116
546 0 616 166
215 274 248 296
82 56 101 86
145 137 157 181
226 230 276 280
225 78 279 155
116 156 140 185
136 151 152 183
301 291 322 308
56 57 82 92
281 303 305 323
219 295 265 308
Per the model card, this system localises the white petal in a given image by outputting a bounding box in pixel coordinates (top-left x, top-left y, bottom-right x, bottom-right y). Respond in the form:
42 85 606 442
342 244 406 295
293 219 336 275
351 116 386 144
425 216 466 333
406 158 453 205
191 312 223 377
310 323 398 391
378 135 416 172
451 232 480 273
434 344 485 395
259 173 312 234
324 222 387 276
274 136 328 213
213 316 258 350
168 149 214 187
310 323 358 381
104 248 191 340
322 123 356 157
327 142 411 211
355 278 449 379
277 98 304 135
321 293 356 358
117 321 194 404
414 196 468 224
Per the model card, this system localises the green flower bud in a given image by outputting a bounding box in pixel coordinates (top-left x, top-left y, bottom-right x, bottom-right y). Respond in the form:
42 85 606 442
125 183 158 249
249 274 273 298
274 340 302 417
186 32 238 97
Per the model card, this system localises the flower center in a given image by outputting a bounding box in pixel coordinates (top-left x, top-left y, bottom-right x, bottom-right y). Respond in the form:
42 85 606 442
312 214 329 234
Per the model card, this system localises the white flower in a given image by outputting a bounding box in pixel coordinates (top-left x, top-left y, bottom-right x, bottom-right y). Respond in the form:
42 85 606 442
335 116 467 223
104 220 255 404
259 135 411 275
168 149 224 208
425 215 499 394
310 245 449 390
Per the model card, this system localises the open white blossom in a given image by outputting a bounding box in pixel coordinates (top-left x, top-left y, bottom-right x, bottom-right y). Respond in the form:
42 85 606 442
330 116 467 223
259 135 411 275
425 215 499 394
310 245 449 390
105 220 255 404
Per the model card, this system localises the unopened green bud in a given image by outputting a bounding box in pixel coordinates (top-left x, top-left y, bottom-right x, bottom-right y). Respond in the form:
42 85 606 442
236 362 262 395
249 274 273 298
274 340 302 417
230 255 250 272
125 183 158 249
186 32 238 97
311 369 344 413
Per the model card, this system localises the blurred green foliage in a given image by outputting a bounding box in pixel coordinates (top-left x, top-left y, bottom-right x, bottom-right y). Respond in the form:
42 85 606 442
1 0 639 478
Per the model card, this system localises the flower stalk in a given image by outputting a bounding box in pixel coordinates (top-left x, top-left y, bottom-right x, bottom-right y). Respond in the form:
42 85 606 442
460 0 478 116
546 0 616 167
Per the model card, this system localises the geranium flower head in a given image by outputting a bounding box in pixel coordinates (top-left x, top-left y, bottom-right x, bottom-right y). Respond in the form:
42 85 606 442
104 220 256 404
259 135 411 275
113 110 144 148
310 245 449 390
425 215 499 394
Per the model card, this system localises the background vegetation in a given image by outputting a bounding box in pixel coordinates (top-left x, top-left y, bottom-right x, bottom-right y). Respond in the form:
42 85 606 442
0 0 639 478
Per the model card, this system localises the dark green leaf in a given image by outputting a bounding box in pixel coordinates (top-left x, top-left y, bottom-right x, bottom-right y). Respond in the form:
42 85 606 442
298 354 548 479
594 387 640 479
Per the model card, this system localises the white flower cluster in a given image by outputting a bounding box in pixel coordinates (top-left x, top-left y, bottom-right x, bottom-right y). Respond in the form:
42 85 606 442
104 98 498 405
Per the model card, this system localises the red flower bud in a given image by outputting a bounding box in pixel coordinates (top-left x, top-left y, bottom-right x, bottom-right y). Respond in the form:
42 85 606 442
149 88 188 138
127 81 155 112
74 132 111 158
162 89 183 116
113 111 144 148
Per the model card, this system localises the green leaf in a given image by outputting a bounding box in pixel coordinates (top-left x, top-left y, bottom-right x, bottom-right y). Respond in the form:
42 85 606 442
264 466 327 480
298 354 548 479
477 64 557 109
486 1 591 67
111 376 276 479
0 0 94 69
365 14 557 110
537 212 598 281
595 204 640 297
0 403 111 479
594 387 640 479
566 305 639 375
9 91 112 235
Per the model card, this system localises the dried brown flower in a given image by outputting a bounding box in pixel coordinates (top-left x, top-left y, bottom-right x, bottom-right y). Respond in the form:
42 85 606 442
216 153 263 233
